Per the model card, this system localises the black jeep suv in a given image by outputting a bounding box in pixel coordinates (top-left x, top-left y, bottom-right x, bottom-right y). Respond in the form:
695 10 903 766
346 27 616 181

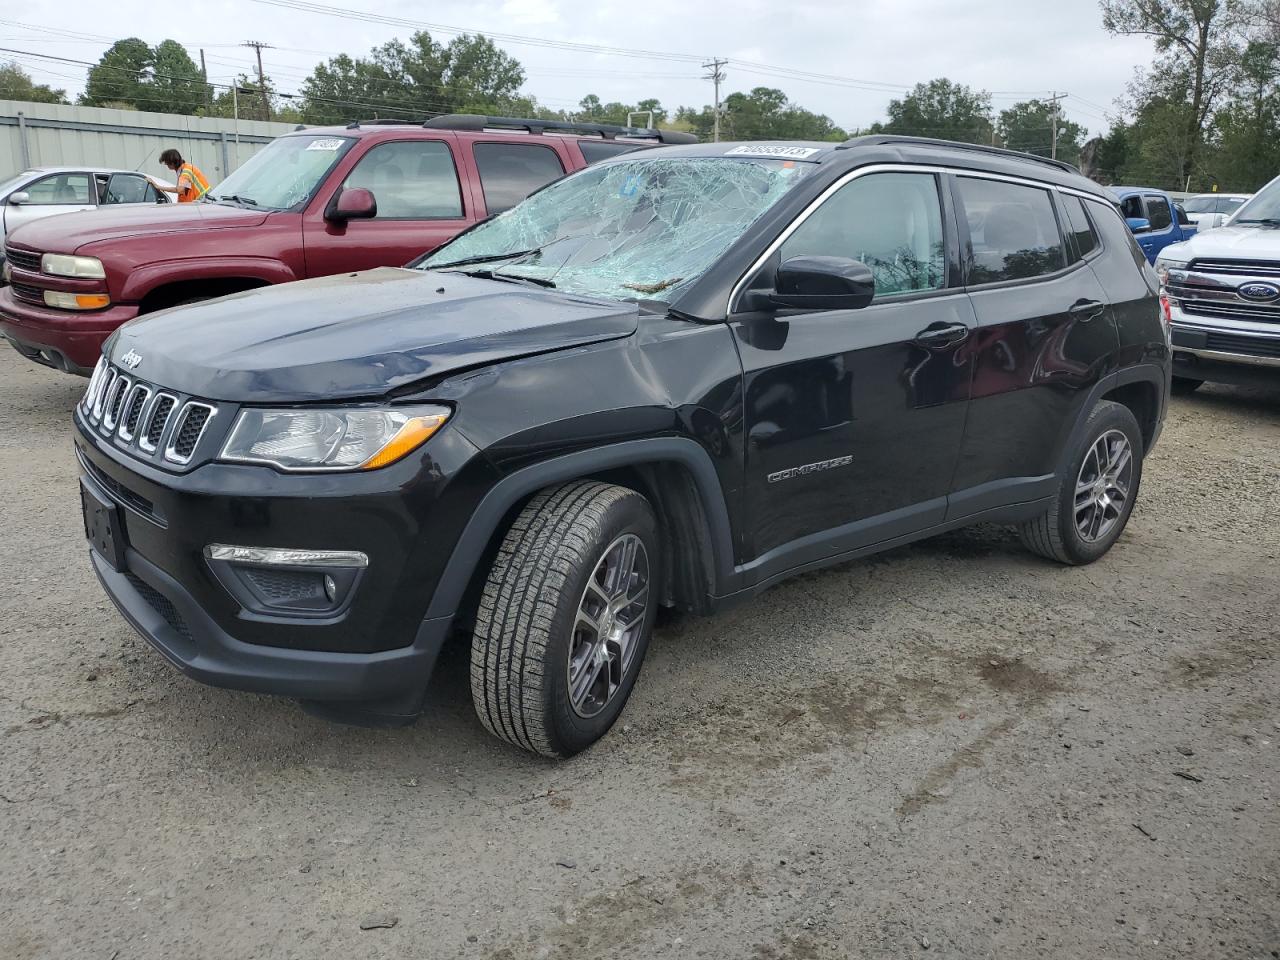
74 136 1169 757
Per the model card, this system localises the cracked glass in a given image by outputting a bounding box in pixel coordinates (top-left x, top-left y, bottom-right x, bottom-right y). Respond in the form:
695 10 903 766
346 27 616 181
418 156 815 302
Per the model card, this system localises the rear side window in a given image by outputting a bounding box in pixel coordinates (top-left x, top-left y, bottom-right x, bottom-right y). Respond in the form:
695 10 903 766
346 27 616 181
780 171 946 298
1174 203 1191 226
1145 196 1172 231
1060 195 1100 260
104 174 149 204
956 177 1066 284
343 140 463 219
578 140 650 164
474 142 566 214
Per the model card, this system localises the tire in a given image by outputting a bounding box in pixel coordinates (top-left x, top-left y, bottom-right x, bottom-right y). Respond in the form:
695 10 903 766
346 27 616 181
1170 376 1203 396
1018 400 1144 566
471 481 659 758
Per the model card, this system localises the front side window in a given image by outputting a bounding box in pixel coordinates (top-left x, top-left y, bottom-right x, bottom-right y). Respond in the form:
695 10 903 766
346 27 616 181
1119 195 1144 221
1061 194 1100 259
1145 196 1172 231
474 142 565 215
343 140 463 219
419 156 815 302
957 177 1066 284
24 173 92 205
209 134 355 211
780 172 945 298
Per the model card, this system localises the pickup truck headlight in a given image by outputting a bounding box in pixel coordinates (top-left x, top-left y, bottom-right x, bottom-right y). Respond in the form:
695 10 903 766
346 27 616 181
1154 255 1187 287
220 405 451 472
41 253 106 279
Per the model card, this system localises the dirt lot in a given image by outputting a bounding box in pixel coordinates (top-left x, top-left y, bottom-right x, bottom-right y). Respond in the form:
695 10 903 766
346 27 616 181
1 347 1278 960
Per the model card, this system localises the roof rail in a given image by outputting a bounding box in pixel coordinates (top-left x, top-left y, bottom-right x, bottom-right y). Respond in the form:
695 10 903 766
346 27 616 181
422 114 698 144
837 135 1079 174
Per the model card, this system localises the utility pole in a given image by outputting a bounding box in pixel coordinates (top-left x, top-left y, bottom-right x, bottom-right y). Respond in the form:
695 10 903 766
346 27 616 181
701 58 727 142
199 48 211 110
1047 91 1067 160
243 41 273 122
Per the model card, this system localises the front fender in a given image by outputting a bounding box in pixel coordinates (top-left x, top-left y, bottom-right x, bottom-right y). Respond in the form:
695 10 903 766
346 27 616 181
117 257 300 302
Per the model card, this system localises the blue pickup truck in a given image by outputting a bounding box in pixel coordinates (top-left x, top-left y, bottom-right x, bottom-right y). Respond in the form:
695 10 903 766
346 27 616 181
1110 186 1197 263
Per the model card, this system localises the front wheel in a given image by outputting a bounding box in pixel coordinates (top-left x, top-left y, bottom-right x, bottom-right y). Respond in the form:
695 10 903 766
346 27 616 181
1019 400 1144 565
470 481 658 757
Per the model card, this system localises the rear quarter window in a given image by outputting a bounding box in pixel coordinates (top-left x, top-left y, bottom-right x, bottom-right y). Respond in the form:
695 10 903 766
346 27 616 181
577 140 652 164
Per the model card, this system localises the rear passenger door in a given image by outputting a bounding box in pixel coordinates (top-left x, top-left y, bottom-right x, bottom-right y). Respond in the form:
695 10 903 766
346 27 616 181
1133 193 1175 262
948 176 1119 518
471 141 567 216
302 136 473 276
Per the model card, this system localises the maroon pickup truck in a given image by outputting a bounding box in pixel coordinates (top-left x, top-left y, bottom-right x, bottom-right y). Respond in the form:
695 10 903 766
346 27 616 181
1 115 693 375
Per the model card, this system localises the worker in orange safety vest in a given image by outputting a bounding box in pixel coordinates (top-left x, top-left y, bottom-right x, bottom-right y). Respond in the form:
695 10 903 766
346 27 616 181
157 149 212 203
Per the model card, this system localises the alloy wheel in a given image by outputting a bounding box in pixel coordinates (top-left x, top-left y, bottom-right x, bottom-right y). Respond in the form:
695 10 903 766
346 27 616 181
567 533 650 718
1074 429 1134 543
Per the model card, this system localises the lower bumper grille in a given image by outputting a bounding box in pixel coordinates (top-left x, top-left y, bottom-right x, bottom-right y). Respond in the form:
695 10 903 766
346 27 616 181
125 573 192 642
1203 331 1280 359
10 281 43 305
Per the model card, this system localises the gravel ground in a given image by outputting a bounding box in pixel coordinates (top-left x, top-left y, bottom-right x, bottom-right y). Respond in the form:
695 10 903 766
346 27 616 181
1 347 1278 960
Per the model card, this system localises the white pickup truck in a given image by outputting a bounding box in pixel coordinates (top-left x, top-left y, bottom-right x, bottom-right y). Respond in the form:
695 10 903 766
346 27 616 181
1156 172 1280 392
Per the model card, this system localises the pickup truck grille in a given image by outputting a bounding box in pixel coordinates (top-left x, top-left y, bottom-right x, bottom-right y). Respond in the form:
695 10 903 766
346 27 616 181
1169 259 1280 327
1189 259 1280 278
1180 299 1280 324
5 246 42 273
80 357 221 469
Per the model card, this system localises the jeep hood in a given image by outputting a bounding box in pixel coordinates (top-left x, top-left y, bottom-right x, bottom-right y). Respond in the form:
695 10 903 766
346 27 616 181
9 202 269 253
1162 223 1280 261
108 268 639 402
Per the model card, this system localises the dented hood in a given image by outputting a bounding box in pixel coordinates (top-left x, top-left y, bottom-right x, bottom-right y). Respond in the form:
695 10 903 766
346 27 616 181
108 268 639 402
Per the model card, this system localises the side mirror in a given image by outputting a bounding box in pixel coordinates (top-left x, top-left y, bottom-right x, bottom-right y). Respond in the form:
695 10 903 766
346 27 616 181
1126 217 1151 234
769 256 875 311
8 191 29 206
327 187 377 223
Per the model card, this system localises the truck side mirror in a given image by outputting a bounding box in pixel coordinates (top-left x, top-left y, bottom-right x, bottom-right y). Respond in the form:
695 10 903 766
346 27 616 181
8 191 29 206
1126 217 1151 234
326 187 377 223
769 256 875 311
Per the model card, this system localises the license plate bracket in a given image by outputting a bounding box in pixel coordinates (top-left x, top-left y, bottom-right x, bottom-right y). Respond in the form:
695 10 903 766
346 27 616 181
81 480 127 572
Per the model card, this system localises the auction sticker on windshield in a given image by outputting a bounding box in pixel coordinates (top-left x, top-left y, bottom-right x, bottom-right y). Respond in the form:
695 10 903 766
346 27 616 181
725 145 822 159
305 138 346 151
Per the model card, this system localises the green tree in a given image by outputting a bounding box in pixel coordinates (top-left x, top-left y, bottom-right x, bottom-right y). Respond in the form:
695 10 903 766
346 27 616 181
300 31 525 124
81 38 153 108
150 40 207 115
677 87 845 141
872 78 994 144
207 74 301 123
997 99 1087 164
1206 41 1280 190
0 61 69 104
1100 0 1250 183
575 94 668 126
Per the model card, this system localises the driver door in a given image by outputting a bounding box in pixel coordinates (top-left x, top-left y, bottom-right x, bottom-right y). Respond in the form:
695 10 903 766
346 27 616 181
729 170 974 567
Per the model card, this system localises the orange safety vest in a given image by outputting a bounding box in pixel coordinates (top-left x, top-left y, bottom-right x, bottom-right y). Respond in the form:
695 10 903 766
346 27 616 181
176 162 211 202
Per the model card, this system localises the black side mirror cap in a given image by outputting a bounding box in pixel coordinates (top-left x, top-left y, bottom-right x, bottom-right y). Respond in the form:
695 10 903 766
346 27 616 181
768 256 875 311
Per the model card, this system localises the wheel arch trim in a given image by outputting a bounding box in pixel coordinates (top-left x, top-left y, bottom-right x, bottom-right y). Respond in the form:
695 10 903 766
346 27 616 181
423 437 736 621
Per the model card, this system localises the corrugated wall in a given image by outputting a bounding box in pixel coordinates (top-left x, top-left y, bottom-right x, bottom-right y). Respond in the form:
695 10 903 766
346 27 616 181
0 100 304 187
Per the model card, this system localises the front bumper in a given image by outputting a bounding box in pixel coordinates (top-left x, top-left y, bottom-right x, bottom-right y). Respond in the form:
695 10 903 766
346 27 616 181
0 285 138 374
1169 315 1280 386
74 402 493 716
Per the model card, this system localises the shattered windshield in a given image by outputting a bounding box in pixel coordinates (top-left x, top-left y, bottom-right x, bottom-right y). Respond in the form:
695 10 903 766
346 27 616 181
418 156 815 301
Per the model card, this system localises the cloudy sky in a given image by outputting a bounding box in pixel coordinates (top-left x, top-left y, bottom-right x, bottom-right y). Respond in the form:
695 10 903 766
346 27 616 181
3 0 1156 135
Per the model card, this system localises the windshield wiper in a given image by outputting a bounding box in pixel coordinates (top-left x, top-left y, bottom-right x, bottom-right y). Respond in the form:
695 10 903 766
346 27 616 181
1234 217 1280 226
210 194 259 207
429 248 541 270
468 268 557 289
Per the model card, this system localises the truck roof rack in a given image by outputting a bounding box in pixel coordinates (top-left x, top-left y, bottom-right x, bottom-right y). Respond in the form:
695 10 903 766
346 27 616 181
422 114 698 144
837 135 1079 174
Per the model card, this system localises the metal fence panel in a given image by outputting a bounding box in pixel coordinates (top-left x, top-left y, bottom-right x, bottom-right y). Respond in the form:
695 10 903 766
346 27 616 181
0 99 303 186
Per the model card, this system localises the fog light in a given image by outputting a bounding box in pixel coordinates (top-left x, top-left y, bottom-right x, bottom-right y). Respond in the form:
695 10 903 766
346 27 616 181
43 290 111 310
324 574 337 603
203 543 366 618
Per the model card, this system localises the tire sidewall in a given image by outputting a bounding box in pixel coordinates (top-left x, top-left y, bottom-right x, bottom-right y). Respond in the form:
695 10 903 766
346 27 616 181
1056 403 1144 563
540 493 659 756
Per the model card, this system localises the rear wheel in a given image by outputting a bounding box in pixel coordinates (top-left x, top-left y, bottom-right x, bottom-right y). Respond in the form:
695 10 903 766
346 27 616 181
1170 376 1203 396
1019 400 1143 565
470 481 658 757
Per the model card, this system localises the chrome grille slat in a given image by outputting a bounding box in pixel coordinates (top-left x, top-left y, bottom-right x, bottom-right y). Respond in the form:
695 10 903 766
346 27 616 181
163 402 215 465
1178 299 1280 324
81 357 108 415
101 376 131 433
141 394 177 452
91 369 118 422
118 384 152 441
1190 258 1280 278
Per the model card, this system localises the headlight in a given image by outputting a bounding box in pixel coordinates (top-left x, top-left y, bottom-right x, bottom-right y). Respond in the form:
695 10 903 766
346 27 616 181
41 253 106 279
1154 257 1187 287
43 290 111 310
220 405 451 472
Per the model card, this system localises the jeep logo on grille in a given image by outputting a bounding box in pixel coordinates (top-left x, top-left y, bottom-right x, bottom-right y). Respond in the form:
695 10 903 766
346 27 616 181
120 349 143 369
1238 281 1280 303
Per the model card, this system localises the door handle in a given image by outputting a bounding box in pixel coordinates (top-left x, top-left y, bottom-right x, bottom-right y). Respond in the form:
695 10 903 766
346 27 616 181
913 322 970 347
1069 299 1105 321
